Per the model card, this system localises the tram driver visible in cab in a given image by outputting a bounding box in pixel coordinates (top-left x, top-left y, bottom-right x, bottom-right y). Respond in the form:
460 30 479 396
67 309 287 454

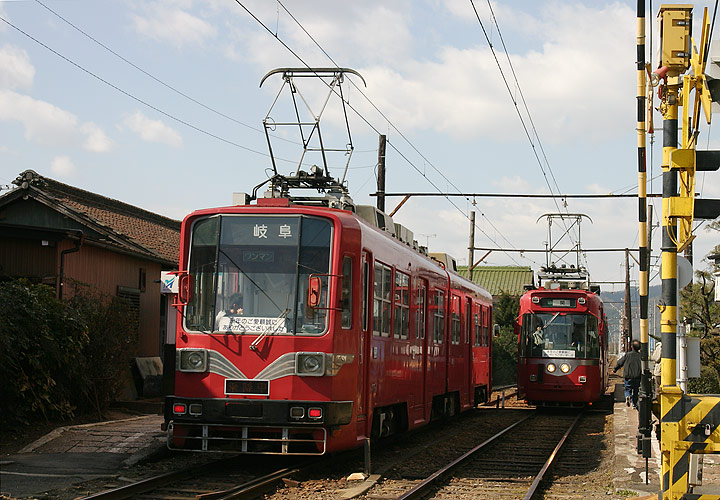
532 325 543 346
216 293 244 324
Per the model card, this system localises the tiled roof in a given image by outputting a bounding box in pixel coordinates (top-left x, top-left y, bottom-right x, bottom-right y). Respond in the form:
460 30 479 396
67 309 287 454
7 170 180 265
457 265 535 297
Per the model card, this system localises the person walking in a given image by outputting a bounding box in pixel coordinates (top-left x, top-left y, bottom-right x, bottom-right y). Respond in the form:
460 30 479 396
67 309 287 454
614 340 642 409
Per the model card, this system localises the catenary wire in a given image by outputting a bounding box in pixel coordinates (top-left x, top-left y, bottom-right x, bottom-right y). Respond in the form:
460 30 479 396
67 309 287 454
0 14 313 166
33 0 304 147
265 0 534 266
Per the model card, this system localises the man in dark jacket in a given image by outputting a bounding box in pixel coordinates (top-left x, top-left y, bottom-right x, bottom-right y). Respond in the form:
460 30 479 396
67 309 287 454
614 340 642 409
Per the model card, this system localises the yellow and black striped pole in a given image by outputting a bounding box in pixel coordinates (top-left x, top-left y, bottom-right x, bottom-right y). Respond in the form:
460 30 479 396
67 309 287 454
655 6 720 499
636 0 653 462
659 71 680 496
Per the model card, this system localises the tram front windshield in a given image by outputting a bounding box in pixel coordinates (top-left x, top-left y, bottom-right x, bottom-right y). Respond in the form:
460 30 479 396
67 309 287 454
521 313 599 359
184 215 332 335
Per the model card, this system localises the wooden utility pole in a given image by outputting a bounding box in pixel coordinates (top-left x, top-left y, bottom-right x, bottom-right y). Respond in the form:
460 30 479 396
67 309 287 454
377 135 386 212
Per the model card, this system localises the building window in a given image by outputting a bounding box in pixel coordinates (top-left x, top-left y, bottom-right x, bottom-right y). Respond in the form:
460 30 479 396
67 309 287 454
117 285 141 336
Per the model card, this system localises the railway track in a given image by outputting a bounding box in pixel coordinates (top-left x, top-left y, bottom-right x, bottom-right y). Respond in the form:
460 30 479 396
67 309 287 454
360 410 586 500
75 408 606 500
77 455 310 500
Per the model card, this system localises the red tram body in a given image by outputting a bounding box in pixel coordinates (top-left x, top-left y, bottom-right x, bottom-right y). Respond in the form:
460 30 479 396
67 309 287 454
517 280 608 406
164 198 492 455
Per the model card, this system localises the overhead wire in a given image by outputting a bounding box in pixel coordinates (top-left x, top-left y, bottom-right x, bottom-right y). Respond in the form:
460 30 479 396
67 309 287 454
0 15 280 158
262 0 534 266
32 0 304 147
469 0 584 262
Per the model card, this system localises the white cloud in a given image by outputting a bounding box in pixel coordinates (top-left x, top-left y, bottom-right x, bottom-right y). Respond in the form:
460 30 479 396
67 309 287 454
121 111 182 147
0 90 78 146
50 156 76 176
0 44 35 90
132 2 217 47
341 2 635 145
80 122 114 152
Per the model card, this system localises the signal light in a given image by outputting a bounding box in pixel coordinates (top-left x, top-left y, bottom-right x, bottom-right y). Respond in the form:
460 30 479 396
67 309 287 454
308 408 322 419
173 403 187 414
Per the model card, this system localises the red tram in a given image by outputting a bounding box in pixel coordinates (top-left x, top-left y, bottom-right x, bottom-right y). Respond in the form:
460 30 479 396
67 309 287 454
517 271 608 406
164 178 493 455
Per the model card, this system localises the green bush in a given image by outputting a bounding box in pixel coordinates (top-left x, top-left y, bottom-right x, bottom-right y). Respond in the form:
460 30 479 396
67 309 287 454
0 279 137 429
492 292 519 386
66 282 138 417
0 280 87 425
688 366 720 394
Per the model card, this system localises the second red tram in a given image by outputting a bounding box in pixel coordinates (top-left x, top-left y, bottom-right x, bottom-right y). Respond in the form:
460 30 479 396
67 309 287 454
164 184 493 455
517 277 608 406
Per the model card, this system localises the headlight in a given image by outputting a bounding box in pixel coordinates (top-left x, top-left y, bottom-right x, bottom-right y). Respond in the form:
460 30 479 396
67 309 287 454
560 363 571 373
547 363 556 373
178 349 208 372
296 352 325 376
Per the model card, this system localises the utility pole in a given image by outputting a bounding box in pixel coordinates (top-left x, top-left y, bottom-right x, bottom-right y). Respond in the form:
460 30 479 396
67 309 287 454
623 248 633 352
377 135 386 212
468 211 476 274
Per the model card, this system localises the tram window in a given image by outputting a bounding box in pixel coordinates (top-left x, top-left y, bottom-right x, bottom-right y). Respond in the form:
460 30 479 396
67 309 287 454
474 312 481 346
482 307 489 347
433 290 445 344
416 281 427 340
373 262 392 337
394 271 410 339
186 216 219 331
586 316 600 358
341 256 352 329
450 294 461 345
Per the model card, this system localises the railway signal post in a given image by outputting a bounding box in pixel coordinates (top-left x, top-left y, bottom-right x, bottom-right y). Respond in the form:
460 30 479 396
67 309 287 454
651 5 720 500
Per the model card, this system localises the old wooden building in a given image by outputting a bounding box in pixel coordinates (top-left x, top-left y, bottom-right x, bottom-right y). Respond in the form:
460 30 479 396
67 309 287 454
0 170 180 357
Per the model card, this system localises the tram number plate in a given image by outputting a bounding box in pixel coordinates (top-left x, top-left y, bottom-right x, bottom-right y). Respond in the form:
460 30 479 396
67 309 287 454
225 379 270 396
540 298 575 308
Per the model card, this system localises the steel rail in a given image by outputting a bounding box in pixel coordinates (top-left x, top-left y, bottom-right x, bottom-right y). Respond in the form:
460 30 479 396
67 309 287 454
78 460 221 500
395 413 535 500
197 466 302 500
77 459 305 500
523 411 583 500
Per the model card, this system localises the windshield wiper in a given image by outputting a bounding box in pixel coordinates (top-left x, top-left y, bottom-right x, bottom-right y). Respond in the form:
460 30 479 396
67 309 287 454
249 308 290 352
542 313 561 329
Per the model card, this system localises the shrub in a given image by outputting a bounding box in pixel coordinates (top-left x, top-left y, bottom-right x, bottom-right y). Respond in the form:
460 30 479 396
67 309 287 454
0 279 137 429
688 366 720 394
67 282 137 417
0 280 87 426
492 292 519 386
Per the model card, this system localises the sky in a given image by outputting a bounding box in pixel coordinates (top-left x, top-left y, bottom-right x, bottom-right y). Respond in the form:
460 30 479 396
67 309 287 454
0 0 718 292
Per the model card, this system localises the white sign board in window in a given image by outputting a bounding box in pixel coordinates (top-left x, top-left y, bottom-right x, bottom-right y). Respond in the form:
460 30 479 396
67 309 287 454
217 316 287 334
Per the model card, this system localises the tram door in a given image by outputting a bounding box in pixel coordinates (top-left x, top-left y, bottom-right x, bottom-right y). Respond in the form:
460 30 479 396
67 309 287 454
466 297 473 408
416 279 428 420
358 252 372 436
